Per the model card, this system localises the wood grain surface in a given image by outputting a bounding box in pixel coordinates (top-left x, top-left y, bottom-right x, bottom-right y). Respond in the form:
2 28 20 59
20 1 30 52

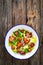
0 0 43 65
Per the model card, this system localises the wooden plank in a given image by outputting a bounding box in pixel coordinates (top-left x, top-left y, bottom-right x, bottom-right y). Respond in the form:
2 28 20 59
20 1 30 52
40 34 43 65
0 1 5 65
33 0 41 35
41 0 43 34
41 18 43 34
40 0 43 65
27 0 41 65
17 0 26 24
26 0 34 65
2 0 13 65
27 0 32 25
0 0 3 33
12 0 29 65
12 0 26 25
12 0 17 26
30 0 41 65
41 0 43 17
27 0 32 18
27 0 36 29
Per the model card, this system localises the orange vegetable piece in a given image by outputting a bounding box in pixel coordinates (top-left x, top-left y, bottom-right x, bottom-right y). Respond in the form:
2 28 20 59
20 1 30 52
30 43 35 48
9 36 15 42
17 42 22 48
11 45 15 50
20 29 25 33
28 48 32 52
25 32 32 38
14 31 18 36
17 49 26 55
18 37 22 42
23 37 30 44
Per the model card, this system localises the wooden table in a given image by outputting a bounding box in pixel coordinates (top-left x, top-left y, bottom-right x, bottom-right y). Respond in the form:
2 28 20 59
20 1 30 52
0 0 43 65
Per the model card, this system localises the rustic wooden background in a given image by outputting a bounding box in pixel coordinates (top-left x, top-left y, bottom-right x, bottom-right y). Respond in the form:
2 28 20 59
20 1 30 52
0 0 43 65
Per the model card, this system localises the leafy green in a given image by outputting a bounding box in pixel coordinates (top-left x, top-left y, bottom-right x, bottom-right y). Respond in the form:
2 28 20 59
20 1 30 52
20 47 28 53
12 39 18 45
13 48 17 53
8 42 13 46
23 48 28 53
23 30 26 34
18 29 23 38
20 47 23 50
12 33 15 36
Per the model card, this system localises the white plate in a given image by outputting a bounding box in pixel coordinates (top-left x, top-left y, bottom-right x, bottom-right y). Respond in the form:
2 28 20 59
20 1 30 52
5 25 39 59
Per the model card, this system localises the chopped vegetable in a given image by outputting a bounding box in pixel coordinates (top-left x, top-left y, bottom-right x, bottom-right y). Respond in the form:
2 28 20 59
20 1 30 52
19 51 26 55
23 44 28 49
9 36 15 42
23 37 30 44
25 31 32 38
12 33 15 36
28 48 32 52
30 43 35 48
23 48 28 53
20 29 25 33
14 31 18 36
17 42 22 48
18 37 22 42
13 48 17 53
8 29 36 55
18 29 23 38
17 49 26 55
12 39 18 45
8 42 13 46
30 36 37 43
11 45 15 50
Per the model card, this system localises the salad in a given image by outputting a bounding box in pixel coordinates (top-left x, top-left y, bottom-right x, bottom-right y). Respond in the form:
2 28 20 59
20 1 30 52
8 29 37 55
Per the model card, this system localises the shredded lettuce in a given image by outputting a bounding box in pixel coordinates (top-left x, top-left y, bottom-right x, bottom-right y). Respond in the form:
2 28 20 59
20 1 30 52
12 32 15 36
18 29 23 38
23 48 28 53
23 44 29 49
8 42 13 46
20 45 29 53
13 48 17 53
12 39 18 45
